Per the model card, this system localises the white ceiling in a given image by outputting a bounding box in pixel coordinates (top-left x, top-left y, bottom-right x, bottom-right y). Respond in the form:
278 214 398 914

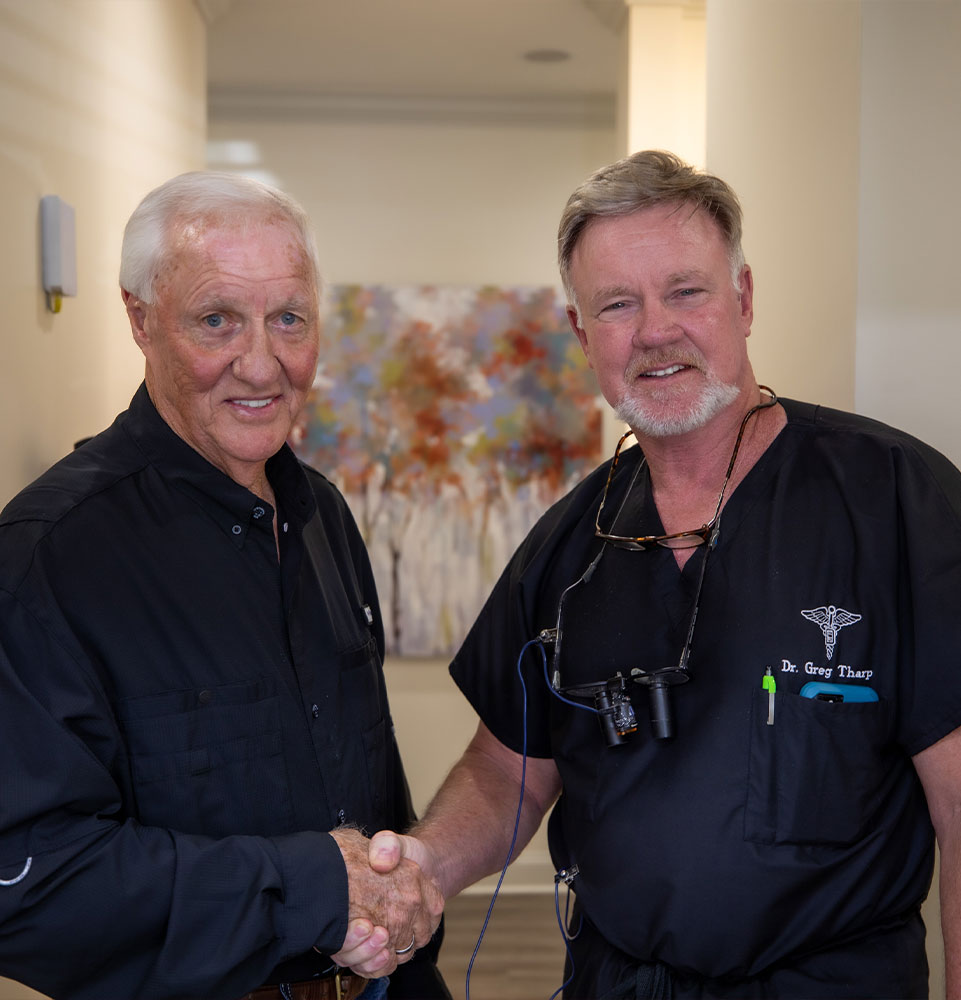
203 0 625 110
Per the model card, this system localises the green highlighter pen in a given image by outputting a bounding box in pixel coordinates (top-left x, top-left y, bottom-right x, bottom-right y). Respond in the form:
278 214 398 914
763 667 776 725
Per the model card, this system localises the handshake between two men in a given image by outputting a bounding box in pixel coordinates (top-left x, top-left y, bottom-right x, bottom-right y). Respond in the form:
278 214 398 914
328 719 557 980
330 828 443 979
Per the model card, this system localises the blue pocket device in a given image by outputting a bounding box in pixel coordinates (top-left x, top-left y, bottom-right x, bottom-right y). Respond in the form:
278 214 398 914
800 682 878 703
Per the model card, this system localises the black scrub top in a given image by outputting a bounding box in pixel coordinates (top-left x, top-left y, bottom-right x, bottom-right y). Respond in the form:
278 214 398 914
451 398 961 985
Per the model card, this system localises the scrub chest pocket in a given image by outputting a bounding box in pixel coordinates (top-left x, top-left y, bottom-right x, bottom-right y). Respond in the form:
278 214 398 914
744 686 891 846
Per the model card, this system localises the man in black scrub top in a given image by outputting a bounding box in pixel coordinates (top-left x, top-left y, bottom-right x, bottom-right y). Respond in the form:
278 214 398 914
365 151 961 998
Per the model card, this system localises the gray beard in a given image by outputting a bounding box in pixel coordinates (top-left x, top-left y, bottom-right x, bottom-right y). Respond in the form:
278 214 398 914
614 377 742 438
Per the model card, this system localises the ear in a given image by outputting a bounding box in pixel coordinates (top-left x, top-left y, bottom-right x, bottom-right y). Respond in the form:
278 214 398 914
566 305 593 367
122 289 151 352
737 266 754 336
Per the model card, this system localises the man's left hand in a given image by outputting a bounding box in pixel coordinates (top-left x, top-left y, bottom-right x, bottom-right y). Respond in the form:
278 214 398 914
331 917 393 977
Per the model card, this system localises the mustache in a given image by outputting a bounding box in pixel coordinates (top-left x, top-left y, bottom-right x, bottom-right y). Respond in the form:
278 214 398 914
624 351 705 381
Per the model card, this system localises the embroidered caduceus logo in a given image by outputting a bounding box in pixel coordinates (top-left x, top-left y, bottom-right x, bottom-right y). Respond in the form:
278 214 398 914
801 605 862 660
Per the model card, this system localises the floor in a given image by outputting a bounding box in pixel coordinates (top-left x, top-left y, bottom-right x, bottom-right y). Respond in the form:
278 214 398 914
436 891 571 1000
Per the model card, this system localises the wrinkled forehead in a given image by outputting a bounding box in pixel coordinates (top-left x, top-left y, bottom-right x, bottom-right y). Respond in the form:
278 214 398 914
171 210 309 260
157 212 319 295
573 202 736 278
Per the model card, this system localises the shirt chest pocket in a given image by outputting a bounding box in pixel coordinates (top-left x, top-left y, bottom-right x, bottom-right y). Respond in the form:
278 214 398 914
744 686 895 846
116 676 293 837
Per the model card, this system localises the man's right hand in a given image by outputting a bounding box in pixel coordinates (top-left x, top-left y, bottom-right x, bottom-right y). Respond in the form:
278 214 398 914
329 827 444 977
367 828 433 877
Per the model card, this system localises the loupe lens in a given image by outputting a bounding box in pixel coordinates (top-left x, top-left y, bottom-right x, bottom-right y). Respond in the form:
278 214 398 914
648 679 674 740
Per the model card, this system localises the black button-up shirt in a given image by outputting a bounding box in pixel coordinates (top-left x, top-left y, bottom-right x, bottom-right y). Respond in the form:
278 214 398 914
0 385 417 999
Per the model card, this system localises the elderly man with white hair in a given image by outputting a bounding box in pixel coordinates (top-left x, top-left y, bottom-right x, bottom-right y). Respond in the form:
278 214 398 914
0 173 447 1000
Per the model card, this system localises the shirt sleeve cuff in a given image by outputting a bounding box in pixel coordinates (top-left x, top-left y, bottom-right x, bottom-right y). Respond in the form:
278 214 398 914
269 831 348 958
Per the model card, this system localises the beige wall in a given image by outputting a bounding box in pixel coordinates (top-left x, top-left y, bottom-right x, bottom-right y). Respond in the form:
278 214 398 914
622 2 706 167
207 115 617 287
855 0 961 469
705 0 961 473
0 1 205 995
706 0 862 412
0 0 207 508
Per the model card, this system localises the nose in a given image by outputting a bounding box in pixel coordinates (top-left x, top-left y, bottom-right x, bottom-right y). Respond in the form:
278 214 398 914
632 299 679 348
233 321 280 385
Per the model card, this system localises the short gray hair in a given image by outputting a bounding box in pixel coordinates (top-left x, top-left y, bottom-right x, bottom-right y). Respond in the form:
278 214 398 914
558 150 745 311
119 171 321 303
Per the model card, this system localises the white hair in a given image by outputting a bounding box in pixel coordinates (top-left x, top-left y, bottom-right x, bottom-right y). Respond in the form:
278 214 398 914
119 171 321 303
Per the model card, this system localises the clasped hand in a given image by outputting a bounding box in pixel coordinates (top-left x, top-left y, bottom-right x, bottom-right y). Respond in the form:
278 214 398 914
330 828 442 978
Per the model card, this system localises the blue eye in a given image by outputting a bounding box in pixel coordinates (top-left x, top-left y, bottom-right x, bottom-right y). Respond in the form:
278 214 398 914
280 312 297 326
203 314 224 328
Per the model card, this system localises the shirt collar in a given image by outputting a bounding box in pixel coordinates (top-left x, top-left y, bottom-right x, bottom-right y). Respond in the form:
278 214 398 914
121 383 316 547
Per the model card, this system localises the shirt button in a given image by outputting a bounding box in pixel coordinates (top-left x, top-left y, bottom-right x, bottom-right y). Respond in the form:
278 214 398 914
311 704 320 718
337 809 347 825
282 522 289 533
252 506 265 519
231 524 242 535
198 690 212 705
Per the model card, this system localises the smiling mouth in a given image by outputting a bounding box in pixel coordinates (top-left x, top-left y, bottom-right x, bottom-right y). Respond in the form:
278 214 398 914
232 397 276 409
641 364 688 378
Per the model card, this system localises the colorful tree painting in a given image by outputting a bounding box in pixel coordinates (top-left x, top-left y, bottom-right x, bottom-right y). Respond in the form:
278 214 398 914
292 284 603 656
